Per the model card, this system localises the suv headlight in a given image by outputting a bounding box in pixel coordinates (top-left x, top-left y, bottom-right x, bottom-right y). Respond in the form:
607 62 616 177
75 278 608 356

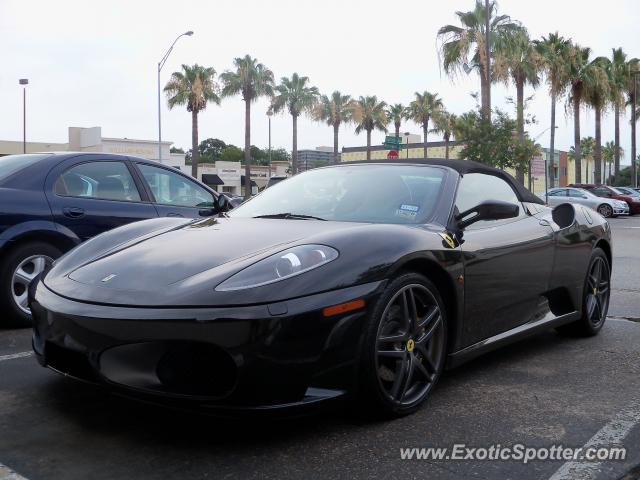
215 244 339 291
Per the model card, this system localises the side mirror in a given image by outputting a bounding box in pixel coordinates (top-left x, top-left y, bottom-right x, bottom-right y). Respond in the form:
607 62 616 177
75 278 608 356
456 200 519 230
215 194 231 213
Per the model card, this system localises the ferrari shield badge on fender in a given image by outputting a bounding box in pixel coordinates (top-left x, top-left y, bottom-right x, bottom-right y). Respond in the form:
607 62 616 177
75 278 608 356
439 232 458 249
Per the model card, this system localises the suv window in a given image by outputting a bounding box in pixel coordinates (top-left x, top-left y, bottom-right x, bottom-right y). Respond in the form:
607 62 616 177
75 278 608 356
455 173 524 228
137 163 215 208
54 161 141 202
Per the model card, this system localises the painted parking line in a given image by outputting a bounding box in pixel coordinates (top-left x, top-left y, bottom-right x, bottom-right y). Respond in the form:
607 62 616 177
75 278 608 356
0 463 29 480
0 351 33 362
549 397 640 480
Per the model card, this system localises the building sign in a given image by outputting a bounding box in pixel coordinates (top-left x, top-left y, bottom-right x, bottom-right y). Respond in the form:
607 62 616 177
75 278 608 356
217 168 241 183
105 145 156 157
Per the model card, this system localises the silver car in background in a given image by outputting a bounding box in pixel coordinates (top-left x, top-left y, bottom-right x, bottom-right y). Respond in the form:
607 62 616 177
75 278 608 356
546 187 629 218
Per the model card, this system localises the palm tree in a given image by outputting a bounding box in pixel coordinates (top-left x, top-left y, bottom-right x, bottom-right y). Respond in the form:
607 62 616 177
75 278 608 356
271 73 319 174
431 111 457 159
406 91 444 159
220 55 274 198
313 91 351 164
535 32 571 188
387 104 406 138
584 57 611 185
494 27 540 184
164 64 220 179
437 0 520 118
566 44 594 183
350 96 388 160
606 48 631 181
625 58 640 185
602 141 623 184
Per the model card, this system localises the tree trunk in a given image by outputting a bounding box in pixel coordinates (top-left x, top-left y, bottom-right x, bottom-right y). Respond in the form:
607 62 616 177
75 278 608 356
549 90 557 189
614 103 620 181
243 99 251 199
515 78 525 185
423 119 428 159
445 134 450 160
395 123 400 138
333 123 339 164
292 114 298 174
633 95 638 187
573 95 582 184
594 106 602 184
191 109 199 179
366 129 372 161
480 60 490 119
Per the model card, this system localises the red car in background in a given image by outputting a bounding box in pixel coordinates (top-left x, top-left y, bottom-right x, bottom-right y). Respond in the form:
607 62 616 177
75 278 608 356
569 184 640 215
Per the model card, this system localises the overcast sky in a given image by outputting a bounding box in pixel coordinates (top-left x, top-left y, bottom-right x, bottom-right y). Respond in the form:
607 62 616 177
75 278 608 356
1 0 638 164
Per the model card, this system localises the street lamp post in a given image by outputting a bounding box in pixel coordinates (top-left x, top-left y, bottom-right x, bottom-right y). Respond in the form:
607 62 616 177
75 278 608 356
267 109 273 179
533 126 558 204
19 79 28 153
632 71 640 188
157 31 193 163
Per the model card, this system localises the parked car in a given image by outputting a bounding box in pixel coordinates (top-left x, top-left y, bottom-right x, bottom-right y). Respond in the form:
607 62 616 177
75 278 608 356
31 159 612 417
568 183 640 215
613 186 640 200
266 175 287 188
0 152 227 326
219 192 244 208
546 187 628 218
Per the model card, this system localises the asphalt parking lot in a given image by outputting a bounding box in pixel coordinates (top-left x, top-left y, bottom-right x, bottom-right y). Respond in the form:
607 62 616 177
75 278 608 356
1 216 639 480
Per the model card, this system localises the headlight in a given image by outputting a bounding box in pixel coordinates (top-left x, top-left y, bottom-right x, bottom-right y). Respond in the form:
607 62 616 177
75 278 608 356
215 244 339 291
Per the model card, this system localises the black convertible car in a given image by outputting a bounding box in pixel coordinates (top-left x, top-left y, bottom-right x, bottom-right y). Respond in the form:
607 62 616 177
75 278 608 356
30 160 612 416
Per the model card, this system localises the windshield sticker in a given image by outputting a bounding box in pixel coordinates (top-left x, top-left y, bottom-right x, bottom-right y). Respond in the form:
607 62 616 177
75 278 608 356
399 204 420 212
396 204 420 219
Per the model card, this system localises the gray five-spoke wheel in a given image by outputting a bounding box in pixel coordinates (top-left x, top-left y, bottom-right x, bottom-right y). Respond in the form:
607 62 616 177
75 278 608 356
585 256 609 326
11 255 52 315
375 284 445 406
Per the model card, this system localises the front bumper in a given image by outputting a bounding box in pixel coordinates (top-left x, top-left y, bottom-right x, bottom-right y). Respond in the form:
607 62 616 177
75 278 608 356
613 204 630 215
30 280 384 411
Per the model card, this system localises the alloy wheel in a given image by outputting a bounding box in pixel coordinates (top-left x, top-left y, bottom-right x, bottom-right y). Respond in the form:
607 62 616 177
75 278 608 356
585 257 609 326
597 204 613 218
11 255 53 315
375 284 445 406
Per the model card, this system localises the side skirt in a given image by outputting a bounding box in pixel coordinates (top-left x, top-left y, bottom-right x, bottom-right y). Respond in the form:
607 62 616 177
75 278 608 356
445 310 580 369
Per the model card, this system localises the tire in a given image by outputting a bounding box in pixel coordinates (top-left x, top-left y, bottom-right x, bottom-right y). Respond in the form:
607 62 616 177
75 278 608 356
597 204 613 218
357 273 447 417
556 248 610 337
0 241 61 328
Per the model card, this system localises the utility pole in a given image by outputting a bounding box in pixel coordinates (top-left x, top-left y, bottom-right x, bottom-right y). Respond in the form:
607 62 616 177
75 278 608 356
19 79 28 153
633 71 639 188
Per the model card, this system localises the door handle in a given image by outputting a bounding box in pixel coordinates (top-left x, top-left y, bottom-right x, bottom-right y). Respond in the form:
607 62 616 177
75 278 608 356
167 213 184 217
539 219 551 227
62 207 85 218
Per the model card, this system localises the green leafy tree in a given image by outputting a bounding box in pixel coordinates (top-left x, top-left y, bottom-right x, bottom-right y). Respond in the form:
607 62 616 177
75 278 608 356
431 110 458 159
271 73 320 174
535 32 572 189
220 55 274 198
186 138 227 164
494 27 540 184
270 148 291 163
170 146 185 154
219 145 244 163
437 0 520 118
406 91 444 159
386 104 406 138
455 109 538 172
313 91 352 164
164 64 220 178
350 96 388 161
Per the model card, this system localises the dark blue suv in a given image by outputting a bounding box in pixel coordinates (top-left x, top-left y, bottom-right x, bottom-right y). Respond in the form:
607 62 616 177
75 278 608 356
0 152 227 326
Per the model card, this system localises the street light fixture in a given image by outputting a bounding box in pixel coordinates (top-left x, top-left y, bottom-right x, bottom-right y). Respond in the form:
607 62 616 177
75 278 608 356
157 30 194 162
19 79 28 154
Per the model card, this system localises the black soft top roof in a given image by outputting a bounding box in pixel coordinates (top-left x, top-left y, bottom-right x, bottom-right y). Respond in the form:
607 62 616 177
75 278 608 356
339 158 544 205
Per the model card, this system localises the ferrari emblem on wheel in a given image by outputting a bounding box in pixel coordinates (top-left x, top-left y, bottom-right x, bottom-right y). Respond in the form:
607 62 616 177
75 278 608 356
406 339 415 352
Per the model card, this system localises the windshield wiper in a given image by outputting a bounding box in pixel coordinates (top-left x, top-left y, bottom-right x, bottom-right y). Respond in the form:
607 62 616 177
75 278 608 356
253 213 327 221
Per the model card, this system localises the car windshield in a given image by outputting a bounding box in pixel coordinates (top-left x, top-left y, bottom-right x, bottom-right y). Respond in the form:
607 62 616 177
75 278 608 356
0 154 50 181
230 164 447 224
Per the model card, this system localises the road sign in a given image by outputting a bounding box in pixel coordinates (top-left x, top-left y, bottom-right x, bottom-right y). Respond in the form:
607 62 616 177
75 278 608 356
387 150 399 159
383 135 402 150
531 155 545 177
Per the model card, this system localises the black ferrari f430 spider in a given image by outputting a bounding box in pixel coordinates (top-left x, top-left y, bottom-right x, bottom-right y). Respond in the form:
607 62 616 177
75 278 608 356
30 159 611 416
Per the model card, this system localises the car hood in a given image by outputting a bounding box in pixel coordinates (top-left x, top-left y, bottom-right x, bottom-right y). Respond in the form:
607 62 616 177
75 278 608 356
43 216 406 307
